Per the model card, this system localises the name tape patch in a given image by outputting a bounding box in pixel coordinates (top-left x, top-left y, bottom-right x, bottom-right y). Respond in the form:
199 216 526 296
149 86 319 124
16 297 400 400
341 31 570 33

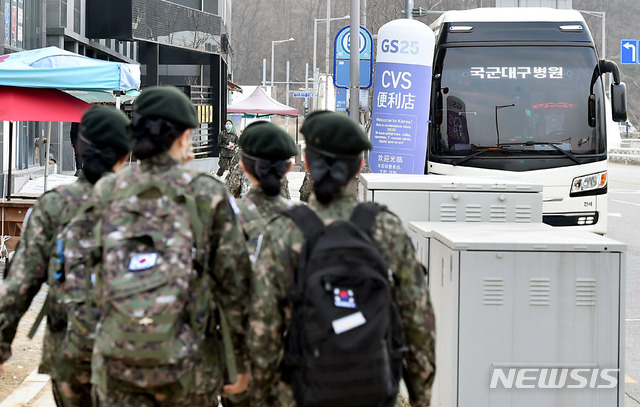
332 311 367 335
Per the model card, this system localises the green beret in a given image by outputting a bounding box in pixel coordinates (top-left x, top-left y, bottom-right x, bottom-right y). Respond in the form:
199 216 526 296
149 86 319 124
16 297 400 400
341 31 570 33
133 86 199 128
79 105 132 151
239 121 298 160
301 110 372 156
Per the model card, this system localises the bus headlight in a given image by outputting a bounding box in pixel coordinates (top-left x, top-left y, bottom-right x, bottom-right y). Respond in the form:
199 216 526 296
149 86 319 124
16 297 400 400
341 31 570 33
570 171 607 197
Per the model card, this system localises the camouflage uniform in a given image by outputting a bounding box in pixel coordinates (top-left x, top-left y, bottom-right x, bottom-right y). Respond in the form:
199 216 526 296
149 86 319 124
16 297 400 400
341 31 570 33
0 175 95 407
217 129 239 176
225 152 251 199
91 153 251 406
235 186 294 262
247 187 436 407
298 170 312 203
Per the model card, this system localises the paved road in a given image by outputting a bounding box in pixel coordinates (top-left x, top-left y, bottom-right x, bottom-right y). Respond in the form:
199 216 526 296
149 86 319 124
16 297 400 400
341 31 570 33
608 163 640 406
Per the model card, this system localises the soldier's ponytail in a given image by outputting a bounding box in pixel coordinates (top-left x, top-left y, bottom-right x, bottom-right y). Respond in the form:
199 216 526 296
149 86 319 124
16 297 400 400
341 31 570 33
241 154 290 196
80 141 129 184
306 147 361 204
130 113 187 160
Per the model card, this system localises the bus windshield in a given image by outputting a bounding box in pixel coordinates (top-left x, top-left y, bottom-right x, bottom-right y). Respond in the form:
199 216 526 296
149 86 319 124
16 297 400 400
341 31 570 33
431 46 606 165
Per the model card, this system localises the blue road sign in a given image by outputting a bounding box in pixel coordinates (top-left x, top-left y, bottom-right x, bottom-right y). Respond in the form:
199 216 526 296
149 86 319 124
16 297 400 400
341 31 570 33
335 88 348 112
621 40 638 64
333 26 373 89
293 91 311 98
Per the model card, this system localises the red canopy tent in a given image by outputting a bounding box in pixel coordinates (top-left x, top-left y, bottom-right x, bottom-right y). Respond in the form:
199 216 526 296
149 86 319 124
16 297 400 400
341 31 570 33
0 85 91 199
227 86 299 143
227 86 298 116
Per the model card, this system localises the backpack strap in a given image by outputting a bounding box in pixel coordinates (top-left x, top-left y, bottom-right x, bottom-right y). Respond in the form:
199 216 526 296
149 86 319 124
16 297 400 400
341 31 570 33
28 298 49 339
350 202 384 234
283 205 325 240
186 174 240 386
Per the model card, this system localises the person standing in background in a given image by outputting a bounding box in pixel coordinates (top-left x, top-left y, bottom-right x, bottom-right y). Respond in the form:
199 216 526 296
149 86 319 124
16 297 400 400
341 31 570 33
217 119 239 177
69 122 83 176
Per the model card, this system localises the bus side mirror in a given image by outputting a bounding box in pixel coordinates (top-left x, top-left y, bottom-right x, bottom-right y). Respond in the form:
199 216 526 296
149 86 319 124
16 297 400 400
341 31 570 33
435 90 443 125
433 74 443 125
588 95 596 128
610 82 627 122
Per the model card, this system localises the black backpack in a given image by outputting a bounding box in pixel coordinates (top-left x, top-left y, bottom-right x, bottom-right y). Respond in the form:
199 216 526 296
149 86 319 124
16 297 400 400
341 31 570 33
282 203 407 407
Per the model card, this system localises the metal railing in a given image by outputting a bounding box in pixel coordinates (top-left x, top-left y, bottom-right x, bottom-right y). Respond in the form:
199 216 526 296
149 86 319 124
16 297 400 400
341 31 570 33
609 139 640 164
183 85 217 159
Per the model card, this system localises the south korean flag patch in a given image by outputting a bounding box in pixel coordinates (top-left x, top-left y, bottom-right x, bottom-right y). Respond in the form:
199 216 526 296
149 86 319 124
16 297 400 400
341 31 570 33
333 288 356 309
128 253 158 271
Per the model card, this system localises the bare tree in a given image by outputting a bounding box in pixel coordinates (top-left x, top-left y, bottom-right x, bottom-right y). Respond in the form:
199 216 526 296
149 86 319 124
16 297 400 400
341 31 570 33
230 0 640 126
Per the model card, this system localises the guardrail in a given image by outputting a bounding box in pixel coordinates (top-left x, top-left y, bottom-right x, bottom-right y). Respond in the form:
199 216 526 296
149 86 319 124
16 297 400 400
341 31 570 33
609 147 640 164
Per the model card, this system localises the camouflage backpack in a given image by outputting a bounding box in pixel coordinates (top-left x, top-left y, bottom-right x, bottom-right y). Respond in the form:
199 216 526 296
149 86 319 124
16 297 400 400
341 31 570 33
92 168 237 388
28 187 96 354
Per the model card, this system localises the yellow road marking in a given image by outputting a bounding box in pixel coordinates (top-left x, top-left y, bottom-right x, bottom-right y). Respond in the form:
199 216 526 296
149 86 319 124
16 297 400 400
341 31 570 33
626 375 637 384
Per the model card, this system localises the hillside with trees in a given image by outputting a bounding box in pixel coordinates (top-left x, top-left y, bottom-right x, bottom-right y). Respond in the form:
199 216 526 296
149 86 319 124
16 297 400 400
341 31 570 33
230 0 640 128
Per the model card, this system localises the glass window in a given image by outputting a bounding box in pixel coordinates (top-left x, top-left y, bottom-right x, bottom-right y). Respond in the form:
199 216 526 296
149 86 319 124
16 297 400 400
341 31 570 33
432 46 604 158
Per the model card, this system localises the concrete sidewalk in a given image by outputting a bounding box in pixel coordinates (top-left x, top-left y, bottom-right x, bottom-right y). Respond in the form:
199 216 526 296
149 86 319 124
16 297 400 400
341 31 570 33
0 368 52 407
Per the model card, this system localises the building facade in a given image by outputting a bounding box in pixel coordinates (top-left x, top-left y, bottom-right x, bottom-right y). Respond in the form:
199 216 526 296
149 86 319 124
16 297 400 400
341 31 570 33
0 0 231 196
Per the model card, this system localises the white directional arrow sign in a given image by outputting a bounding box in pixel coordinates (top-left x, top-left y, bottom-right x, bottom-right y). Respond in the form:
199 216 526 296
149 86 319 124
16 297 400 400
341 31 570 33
624 42 636 62
621 40 638 64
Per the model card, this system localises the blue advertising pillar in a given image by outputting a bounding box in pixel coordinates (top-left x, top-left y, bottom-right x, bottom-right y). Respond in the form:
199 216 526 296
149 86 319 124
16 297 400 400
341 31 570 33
369 19 434 174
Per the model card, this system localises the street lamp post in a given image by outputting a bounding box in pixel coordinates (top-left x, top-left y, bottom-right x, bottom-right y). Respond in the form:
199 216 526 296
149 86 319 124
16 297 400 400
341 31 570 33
325 0 331 110
271 37 295 94
312 14 350 111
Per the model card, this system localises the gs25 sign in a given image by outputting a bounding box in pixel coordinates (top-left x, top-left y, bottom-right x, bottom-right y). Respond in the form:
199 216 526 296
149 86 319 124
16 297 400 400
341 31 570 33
380 39 419 55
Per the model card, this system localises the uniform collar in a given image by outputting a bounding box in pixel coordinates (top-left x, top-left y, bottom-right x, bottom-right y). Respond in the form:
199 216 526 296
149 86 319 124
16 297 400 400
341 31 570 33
140 152 181 173
308 185 358 211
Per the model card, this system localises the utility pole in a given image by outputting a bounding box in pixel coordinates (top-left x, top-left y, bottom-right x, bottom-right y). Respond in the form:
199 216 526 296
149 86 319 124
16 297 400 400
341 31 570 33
349 0 360 125
405 0 414 19
325 0 331 110
286 60 291 133
262 58 266 87
305 62 309 116
362 0 366 27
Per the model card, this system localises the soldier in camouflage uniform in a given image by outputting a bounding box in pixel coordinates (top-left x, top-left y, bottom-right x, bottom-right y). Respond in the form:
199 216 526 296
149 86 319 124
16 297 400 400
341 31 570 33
223 121 297 407
225 150 252 199
233 120 298 266
217 119 239 176
298 169 312 202
247 111 436 407
226 146 291 200
90 86 251 406
0 106 132 407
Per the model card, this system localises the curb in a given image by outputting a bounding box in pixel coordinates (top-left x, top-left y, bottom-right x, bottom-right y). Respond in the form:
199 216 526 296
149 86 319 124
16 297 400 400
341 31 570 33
0 368 50 407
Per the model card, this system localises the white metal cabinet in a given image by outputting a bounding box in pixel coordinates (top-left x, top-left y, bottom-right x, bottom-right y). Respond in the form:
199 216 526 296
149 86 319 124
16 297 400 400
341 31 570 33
359 173 543 228
427 225 626 407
